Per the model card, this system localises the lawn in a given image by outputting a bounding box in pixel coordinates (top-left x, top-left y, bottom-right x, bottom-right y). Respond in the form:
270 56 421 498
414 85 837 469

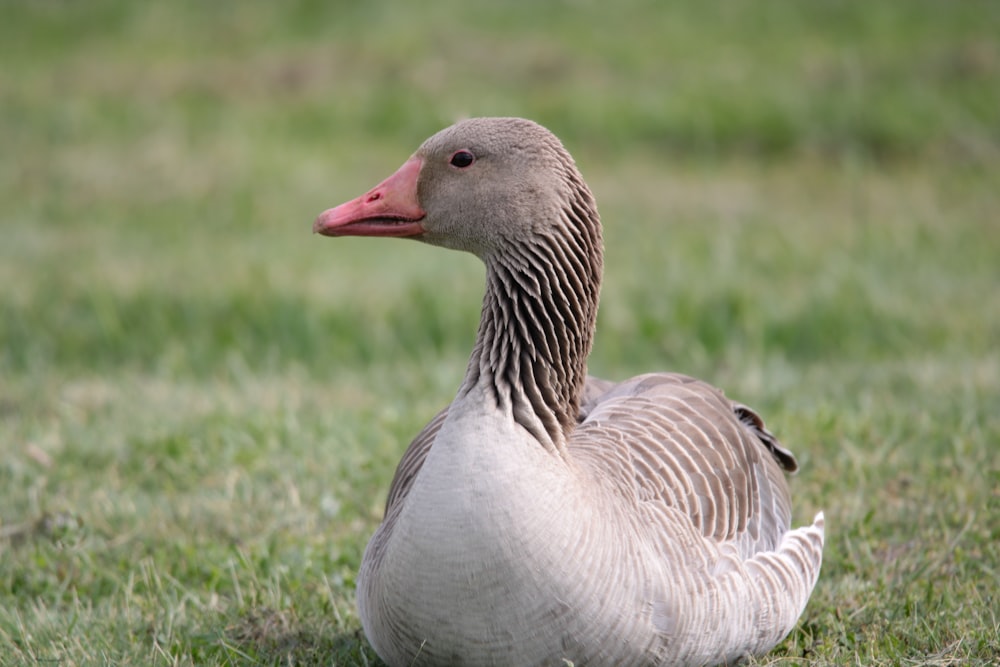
1 1 998 665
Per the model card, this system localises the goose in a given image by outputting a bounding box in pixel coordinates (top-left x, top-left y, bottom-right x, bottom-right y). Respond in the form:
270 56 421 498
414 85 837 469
313 117 824 666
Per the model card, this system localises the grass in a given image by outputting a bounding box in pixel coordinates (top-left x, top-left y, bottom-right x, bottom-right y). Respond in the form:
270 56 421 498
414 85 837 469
1 0 998 664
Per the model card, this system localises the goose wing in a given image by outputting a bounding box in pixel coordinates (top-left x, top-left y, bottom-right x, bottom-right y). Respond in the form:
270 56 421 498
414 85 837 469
570 372 796 556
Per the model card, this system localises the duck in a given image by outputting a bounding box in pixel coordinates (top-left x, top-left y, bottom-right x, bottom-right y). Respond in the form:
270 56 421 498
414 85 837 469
313 117 824 667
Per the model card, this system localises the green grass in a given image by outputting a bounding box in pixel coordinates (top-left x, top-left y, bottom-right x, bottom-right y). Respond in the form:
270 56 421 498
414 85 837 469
2 1 998 664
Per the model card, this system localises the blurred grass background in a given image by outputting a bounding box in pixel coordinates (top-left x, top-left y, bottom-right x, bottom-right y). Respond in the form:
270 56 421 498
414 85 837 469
1 1 998 664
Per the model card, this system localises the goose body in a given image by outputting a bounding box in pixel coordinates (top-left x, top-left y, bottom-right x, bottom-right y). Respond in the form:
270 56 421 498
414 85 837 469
314 117 824 666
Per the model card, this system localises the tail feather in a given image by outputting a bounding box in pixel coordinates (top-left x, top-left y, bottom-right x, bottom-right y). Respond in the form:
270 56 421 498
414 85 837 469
750 512 825 651
704 512 825 665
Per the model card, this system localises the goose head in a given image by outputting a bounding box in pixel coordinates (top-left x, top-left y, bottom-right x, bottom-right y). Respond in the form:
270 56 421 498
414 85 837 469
314 118 604 444
313 117 601 261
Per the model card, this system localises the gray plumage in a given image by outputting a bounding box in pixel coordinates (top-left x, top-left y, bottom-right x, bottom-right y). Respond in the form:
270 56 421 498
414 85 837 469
316 117 824 666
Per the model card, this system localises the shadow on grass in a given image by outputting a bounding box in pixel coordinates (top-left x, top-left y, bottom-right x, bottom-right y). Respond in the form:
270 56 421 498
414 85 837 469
223 607 382 666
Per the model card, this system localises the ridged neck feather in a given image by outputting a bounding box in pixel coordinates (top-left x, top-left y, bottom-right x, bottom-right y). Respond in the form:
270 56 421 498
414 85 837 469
461 171 602 452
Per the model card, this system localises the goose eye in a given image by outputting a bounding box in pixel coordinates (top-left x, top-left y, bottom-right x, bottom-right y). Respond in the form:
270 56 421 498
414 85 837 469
449 150 475 168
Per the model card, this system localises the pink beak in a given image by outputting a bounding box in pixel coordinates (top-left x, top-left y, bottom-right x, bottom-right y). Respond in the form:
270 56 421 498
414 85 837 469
313 157 426 237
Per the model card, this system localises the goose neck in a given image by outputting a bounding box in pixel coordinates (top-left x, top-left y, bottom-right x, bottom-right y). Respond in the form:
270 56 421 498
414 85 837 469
462 227 602 451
